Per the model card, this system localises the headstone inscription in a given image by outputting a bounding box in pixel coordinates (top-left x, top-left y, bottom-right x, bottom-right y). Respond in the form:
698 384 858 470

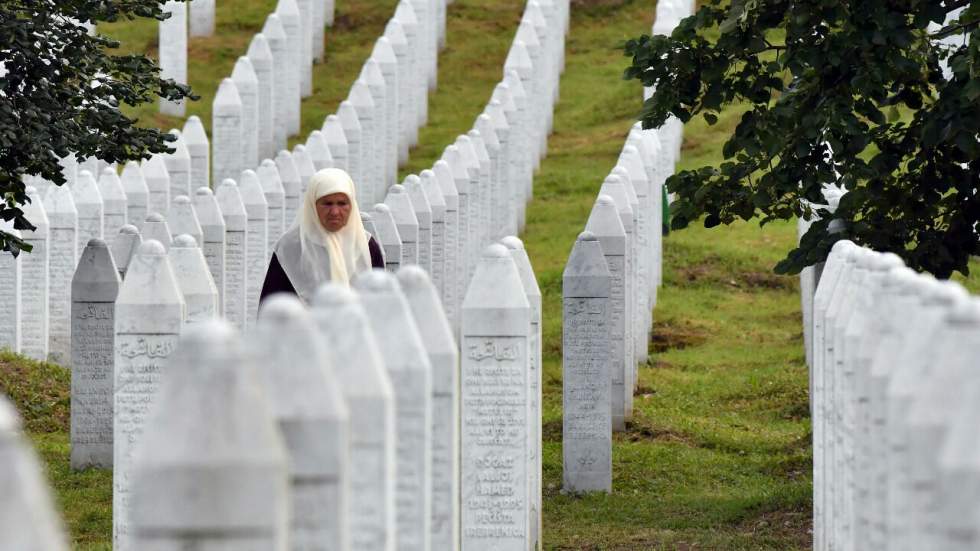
373 204 403 273
231 57 260 170
193 187 227 315
20 187 49 360
128 320 288 549
252 295 351 550
247 34 276 160
404 175 433 273
262 14 290 151
354 270 433 551
142 154 171 217
111 225 141 280
460 245 532 550
121 161 149 231
598 175 635 406
212 78 244 186
43 184 78 365
384 184 419 266
240 170 269 326
420 169 446 295
166 195 203 247
112 240 185 550
98 167 128 235
70 238 119 470
561 231 612 493
312 284 396 551
433 160 459 329
215 179 249 330
168 235 219 323
182 115 210 191
398 266 460 551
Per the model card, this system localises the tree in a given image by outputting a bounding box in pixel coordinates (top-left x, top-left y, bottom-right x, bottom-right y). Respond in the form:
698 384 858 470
0 0 194 255
624 0 980 278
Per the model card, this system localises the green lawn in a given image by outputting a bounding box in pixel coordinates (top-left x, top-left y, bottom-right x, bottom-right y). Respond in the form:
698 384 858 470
0 0 853 549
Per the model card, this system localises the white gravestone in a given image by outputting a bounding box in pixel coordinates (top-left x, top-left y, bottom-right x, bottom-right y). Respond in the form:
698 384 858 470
43 184 77 365
70 238 119 470
111 225 141 280
113 240 185 550
384 20 411 163
164 130 192 200
0 395 71 551
562 231 612 493
454 137 481 280
420 169 446 296
20 187 49 361
393 4 424 134
181 116 210 191
442 146 470 319
295 0 313 97
0 226 21 352
232 57 260 170
325 0 335 26
168 234 218 323
262 14 290 151
311 0 325 62
121 161 149 230
598 175 636 405
354 270 433 551
275 149 302 228
362 61 390 196
433 161 459 328
349 80 378 205
362 212 380 248
486 100 513 237
141 213 173 251
188 0 214 37
247 34 276 160
398 266 460 551
276 0 302 135
338 101 363 185
252 295 351 551
404 175 433 273
291 144 317 198
159 0 187 116
312 284 396 551
460 244 532 550
72 170 104 259
467 131 493 250
98 167 127 235
258 159 287 246
128 320 288 549
501 235 543 545
240 170 269 326
215 179 249 330
372 203 403 273
193 187 227 315
385 184 419 266
212 78 244 186
58 153 77 189
306 130 335 171
166 195 203 247
475 115 502 239
142 154 171 217
585 195 628 432
372 38 400 185
322 114 350 171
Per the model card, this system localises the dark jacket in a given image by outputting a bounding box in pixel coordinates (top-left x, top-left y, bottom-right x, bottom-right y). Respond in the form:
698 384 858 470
260 236 385 303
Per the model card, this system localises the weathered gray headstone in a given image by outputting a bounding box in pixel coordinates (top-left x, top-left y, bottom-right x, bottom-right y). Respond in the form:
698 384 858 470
141 213 173 251
0 225 21 353
20 187 49 361
240 169 269 326
113 239 185 549
0 395 71 550
338 101 363 185
212 78 244 185
159 0 187 116
166 195 202 247
262 14 290 151
258 159 287 246
420 169 446 296
98 167 127 235
72 170 104 258
168 234 218 323
312 284 396 551
460 244 531 550
275 149 302 228
322 114 350 171
110 225 141 280
404 175 433 273
181 116 210 191
43 184 78 365
215 179 248 330
562 231 612 493
306 130 335 171
128 319 287 549
120 161 149 230
192 187 226 315
247 34 276 160
188 0 214 36
372 203 403 272
385 184 419 266
70 238 120 470
276 0 302 135
142 154 171 217
232 57 260 170
252 295 351 550
164 129 192 200
354 270 433 551
291 144 317 198
398 266 459 551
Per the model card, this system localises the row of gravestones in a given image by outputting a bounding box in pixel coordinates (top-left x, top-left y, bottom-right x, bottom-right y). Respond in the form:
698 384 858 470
559 0 694 494
1 241 545 551
804 240 980 551
0 0 451 364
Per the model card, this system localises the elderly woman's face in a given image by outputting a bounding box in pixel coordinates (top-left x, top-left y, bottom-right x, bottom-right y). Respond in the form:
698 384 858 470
316 192 352 232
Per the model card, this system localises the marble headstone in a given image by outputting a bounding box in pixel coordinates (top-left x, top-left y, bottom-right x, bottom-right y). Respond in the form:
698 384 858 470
240 169 269 325
275 0 302 135
420 169 446 296
306 130 335 172
338 101 363 186
168 234 219 323
212 78 244 185
71 170 104 258
166 195 202 247
110 225 141 280
142 154 171 217
372 204 402 273
275 150 302 228
188 0 214 36
262 14 290 151
181 116 210 191
141 213 173 251
322 114 350 172
258 159 287 246
164 130 192 200
291 144 316 198
0 226 20 352
404 175 433 273
215 179 249 330
98 168 127 235
193 187 227 315
231 57 260 170
19 187 49 361
247 34 276 160
159 0 187 116
120 161 149 230
43 184 77 365
384 184 419 266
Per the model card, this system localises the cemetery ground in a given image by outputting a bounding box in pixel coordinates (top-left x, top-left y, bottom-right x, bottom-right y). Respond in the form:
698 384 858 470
4 0 979 549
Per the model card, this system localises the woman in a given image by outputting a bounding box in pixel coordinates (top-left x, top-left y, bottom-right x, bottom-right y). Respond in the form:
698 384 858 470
260 168 384 304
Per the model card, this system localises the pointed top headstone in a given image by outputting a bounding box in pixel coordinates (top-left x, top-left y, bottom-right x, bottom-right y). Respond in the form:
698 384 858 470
563 231 611 296
215 179 248 230
72 238 120 301
168 234 218 322
182 116 208 148
142 213 173 250
462 244 530 314
214 78 242 112
246 33 273 64
306 131 334 171
72 170 103 206
111 225 142 277
98 167 126 203
166 195 203 246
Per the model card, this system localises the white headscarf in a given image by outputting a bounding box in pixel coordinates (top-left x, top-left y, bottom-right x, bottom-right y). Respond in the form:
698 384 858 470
274 168 372 302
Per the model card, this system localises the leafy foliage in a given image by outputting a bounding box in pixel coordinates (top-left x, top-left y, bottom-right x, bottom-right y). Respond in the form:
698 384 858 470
624 0 980 278
0 0 194 255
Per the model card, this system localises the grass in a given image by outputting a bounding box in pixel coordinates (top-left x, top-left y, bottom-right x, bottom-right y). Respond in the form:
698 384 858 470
9 0 979 549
